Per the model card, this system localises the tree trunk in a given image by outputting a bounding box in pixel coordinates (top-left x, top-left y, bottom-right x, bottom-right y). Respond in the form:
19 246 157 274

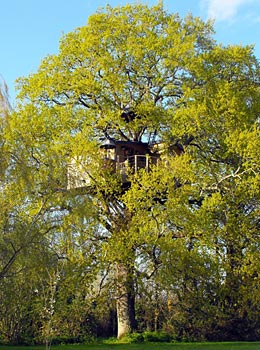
116 262 136 339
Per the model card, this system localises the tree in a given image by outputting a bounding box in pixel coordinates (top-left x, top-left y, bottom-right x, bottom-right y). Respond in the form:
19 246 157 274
6 2 260 340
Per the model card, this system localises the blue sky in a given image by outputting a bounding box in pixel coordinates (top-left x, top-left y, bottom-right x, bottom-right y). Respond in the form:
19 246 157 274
1 0 259 103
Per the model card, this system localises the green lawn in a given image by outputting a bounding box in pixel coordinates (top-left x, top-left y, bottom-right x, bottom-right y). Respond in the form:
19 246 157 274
1 342 260 350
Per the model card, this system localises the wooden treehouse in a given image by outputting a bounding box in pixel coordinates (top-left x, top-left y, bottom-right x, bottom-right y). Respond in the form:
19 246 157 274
67 138 163 190
67 136 184 190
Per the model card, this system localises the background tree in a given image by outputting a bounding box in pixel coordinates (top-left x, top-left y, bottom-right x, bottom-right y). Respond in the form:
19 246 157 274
2 2 260 341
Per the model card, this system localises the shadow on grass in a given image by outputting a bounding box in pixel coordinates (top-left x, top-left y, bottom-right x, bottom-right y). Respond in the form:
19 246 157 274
1 342 260 350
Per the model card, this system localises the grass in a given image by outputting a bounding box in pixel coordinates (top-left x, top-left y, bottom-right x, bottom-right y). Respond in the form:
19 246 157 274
1 342 260 350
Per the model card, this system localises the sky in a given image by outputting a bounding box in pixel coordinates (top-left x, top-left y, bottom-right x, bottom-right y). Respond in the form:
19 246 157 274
1 0 260 103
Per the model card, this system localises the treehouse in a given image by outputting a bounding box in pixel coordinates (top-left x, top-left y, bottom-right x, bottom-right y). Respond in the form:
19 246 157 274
67 138 163 190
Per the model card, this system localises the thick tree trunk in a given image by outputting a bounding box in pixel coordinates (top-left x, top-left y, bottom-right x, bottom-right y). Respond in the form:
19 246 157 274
116 262 136 339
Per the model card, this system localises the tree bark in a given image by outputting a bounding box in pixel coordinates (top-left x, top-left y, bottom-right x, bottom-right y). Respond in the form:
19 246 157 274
116 262 136 339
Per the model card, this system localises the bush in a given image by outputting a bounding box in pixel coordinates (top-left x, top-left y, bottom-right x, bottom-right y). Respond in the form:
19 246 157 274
143 331 173 342
105 331 173 344
50 335 95 345
121 332 144 343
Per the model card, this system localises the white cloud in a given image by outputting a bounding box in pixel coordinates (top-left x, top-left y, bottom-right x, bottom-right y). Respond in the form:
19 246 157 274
201 0 256 22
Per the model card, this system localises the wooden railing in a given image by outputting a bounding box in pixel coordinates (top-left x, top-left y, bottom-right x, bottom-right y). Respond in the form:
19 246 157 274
67 154 159 189
116 154 159 182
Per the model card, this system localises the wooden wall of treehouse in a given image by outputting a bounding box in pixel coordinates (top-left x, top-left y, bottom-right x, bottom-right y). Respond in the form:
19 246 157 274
67 140 182 190
101 141 150 162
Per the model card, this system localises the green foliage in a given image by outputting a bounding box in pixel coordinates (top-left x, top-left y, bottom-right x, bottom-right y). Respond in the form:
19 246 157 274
1 0 260 343
143 331 173 342
120 333 145 344
106 331 173 344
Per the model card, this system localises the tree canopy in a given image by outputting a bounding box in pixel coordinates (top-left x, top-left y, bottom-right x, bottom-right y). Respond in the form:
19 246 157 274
0 2 260 343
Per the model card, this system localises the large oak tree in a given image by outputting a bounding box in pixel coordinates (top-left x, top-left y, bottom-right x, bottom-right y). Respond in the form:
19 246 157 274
4 2 260 340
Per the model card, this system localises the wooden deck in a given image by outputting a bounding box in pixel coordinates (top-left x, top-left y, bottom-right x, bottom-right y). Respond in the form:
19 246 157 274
67 154 159 190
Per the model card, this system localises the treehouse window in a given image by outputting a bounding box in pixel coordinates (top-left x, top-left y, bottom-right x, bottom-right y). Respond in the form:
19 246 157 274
100 138 116 161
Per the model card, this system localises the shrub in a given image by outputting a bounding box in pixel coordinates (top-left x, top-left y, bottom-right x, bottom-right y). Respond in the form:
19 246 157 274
143 331 173 342
49 335 95 345
121 332 144 343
